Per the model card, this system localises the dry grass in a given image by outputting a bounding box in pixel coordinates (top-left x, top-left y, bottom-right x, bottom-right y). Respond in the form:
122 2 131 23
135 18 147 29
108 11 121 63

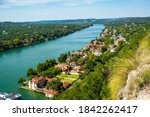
108 58 137 99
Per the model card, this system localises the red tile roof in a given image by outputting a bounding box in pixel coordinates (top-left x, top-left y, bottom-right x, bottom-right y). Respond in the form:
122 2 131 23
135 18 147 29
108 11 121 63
31 76 45 83
31 76 54 84
73 66 81 71
86 43 105 47
63 82 71 88
55 63 69 70
45 90 58 95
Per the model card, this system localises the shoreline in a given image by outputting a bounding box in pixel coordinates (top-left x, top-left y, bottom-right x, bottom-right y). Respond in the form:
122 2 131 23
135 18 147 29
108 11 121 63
18 25 105 99
20 85 49 98
0 24 93 53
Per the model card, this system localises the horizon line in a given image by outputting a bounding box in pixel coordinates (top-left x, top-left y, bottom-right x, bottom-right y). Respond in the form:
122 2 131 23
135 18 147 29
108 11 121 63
0 16 150 23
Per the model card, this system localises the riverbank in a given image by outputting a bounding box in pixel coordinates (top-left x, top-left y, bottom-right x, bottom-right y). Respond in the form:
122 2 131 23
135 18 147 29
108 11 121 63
0 24 104 100
19 25 107 99
0 23 92 52
19 73 79 99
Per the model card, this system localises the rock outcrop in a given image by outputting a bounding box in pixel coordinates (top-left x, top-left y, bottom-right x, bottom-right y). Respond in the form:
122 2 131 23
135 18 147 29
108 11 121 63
119 64 150 100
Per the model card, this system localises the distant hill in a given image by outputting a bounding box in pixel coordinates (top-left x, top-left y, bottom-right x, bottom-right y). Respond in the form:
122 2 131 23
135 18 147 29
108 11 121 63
0 17 150 25
0 18 112 25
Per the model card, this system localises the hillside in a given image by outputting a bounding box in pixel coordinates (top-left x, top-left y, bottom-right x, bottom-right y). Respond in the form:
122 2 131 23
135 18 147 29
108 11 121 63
108 33 150 100
16 17 150 100
52 17 150 100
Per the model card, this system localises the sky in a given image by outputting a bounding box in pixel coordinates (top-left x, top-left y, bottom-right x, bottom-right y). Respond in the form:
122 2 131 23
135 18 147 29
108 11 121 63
0 0 150 22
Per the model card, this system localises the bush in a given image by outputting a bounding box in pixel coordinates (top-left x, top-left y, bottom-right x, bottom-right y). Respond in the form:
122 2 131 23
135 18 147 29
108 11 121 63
18 77 26 86
46 79 62 91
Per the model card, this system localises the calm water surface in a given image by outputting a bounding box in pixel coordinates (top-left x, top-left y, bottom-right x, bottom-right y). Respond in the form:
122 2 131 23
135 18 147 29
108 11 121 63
0 24 104 100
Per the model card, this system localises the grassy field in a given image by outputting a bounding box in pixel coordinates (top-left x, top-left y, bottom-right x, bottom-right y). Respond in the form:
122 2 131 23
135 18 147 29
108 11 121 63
56 74 79 83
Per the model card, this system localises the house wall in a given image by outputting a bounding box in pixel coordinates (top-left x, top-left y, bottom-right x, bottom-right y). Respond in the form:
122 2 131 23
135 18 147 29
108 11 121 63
28 81 37 90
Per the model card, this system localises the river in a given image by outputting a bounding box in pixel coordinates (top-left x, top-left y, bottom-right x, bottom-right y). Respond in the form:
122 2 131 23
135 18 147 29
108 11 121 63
0 24 104 100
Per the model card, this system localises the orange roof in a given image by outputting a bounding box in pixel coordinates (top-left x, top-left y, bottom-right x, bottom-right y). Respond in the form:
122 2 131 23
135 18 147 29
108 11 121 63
31 76 44 83
55 63 69 68
73 66 81 71
45 77 54 82
31 76 53 83
63 82 71 88
86 44 105 47
45 90 58 95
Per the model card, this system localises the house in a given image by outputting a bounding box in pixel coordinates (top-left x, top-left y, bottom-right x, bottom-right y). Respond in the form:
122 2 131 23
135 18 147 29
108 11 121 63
71 51 84 56
45 90 58 98
104 28 109 34
113 29 117 35
28 76 54 90
70 61 77 67
94 51 101 56
55 63 70 71
111 35 117 41
83 53 88 58
100 33 106 38
93 40 98 45
70 65 81 75
108 45 115 53
28 76 42 90
85 43 105 48
114 38 126 46
66 56 71 63
62 82 71 89
73 66 81 72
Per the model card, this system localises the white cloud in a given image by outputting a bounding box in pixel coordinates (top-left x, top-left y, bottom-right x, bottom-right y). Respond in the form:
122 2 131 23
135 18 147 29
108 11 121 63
0 0 62 6
8 0 50 6
0 0 116 7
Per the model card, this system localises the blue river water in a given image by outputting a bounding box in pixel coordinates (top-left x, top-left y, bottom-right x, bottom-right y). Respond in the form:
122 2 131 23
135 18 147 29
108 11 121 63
0 24 104 100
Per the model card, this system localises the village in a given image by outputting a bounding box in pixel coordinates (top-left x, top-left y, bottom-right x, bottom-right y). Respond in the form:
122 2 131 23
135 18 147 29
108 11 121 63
24 27 127 99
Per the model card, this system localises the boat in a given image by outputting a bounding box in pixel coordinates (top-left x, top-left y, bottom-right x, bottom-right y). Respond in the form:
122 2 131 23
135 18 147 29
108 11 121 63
0 92 22 100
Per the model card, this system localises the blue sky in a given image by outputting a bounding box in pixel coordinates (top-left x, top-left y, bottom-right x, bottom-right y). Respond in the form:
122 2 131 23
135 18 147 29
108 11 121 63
0 0 150 22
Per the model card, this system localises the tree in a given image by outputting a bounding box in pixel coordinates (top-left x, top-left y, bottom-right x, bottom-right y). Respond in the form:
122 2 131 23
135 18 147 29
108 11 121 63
13 38 23 47
40 68 62 78
17 77 26 86
71 55 80 62
46 79 62 91
27 68 37 77
58 53 67 63
37 63 46 73
45 59 57 68
101 46 108 53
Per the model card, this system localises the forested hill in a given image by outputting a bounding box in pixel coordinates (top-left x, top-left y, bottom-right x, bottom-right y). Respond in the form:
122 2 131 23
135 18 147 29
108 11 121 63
1 17 149 25
53 17 150 100
0 19 107 25
0 23 92 51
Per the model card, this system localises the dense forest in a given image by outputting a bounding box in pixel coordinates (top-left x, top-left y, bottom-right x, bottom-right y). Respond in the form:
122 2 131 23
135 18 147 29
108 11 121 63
0 23 92 51
52 17 150 100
